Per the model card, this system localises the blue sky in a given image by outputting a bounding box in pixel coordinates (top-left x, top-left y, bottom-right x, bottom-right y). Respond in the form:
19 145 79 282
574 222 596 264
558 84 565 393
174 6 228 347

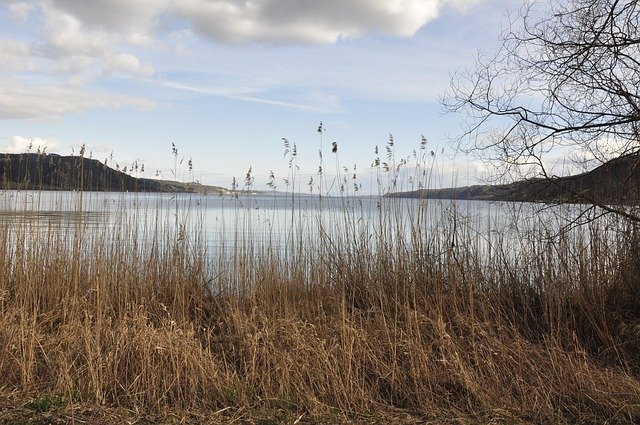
0 0 518 192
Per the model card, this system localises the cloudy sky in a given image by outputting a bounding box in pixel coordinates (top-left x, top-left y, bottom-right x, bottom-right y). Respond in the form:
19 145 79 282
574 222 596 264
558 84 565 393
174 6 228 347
0 0 517 191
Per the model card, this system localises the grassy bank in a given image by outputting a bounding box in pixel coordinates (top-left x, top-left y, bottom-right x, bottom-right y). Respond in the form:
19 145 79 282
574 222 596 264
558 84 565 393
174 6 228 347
0 191 639 424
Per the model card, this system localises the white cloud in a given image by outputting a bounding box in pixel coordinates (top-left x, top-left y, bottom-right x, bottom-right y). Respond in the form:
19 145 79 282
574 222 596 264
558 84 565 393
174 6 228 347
0 40 37 72
41 4 110 56
44 0 472 45
49 0 166 41
158 0 443 44
3 135 59 153
6 1 34 20
105 53 154 77
0 5 155 80
0 78 155 119
0 5 148 85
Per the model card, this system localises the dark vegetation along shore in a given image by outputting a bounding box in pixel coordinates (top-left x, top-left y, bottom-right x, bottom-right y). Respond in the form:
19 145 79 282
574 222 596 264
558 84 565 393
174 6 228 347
387 152 640 204
0 152 226 194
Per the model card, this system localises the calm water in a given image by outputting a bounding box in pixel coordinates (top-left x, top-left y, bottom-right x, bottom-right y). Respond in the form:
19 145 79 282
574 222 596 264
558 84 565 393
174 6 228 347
0 190 593 254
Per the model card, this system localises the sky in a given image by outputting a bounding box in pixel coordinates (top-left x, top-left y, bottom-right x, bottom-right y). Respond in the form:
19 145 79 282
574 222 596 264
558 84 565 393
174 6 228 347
0 0 519 193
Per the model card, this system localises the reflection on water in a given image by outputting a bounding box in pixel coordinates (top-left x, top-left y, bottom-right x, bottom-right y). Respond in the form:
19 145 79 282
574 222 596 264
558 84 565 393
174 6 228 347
0 210 106 227
0 189 596 256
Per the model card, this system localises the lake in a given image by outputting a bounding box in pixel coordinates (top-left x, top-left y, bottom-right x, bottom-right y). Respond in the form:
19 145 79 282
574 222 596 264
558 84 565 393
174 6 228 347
0 190 596 259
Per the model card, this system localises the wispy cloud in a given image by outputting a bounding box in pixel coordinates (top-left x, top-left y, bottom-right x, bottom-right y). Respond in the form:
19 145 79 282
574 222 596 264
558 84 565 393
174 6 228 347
0 78 155 119
6 1 33 21
155 80 342 113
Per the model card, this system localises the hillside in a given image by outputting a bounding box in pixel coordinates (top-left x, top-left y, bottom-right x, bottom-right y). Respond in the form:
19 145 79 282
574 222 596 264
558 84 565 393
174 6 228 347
0 153 226 193
387 153 640 204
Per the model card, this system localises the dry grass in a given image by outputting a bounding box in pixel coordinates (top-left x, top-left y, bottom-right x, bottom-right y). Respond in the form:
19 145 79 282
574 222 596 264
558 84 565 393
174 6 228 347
0 191 639 424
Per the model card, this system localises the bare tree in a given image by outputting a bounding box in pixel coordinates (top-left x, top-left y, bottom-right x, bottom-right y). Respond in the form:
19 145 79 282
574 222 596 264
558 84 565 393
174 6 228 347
446 0 640 220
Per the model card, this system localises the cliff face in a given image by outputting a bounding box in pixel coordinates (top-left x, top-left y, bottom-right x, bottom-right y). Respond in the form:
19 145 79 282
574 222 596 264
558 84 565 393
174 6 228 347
387 153 640 204
0 153 225 193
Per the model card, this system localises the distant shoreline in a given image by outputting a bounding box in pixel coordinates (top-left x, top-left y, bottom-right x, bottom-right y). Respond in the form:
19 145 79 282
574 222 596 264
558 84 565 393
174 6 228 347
386 153 640 205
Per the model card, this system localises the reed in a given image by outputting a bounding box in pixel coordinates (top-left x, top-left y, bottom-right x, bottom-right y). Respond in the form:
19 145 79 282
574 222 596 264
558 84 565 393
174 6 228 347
0 157 639 423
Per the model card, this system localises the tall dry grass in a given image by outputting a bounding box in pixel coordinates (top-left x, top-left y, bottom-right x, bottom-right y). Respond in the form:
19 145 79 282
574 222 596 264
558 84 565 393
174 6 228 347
0 185 638 424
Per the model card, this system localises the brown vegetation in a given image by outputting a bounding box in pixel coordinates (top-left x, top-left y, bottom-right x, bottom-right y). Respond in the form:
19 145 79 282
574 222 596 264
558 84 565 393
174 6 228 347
0 191 639 424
